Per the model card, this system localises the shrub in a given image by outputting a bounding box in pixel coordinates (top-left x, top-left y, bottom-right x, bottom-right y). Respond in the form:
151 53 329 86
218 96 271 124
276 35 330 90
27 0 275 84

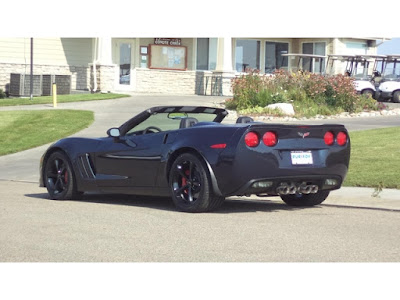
0 89 6 99
229 69 380 117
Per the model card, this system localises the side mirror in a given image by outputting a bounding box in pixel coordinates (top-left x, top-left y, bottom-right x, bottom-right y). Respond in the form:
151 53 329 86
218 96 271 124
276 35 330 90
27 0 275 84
107 127 121 138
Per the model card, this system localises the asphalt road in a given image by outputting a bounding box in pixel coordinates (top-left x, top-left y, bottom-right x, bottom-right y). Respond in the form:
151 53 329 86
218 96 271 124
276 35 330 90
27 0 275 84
1 180 399 262
1 95 400 262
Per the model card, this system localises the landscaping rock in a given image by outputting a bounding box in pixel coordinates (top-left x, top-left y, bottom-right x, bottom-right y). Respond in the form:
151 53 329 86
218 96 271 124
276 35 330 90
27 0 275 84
267 103 295 116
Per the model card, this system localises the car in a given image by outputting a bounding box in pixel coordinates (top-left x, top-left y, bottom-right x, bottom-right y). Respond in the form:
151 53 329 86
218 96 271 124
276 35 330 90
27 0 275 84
39 106 351 212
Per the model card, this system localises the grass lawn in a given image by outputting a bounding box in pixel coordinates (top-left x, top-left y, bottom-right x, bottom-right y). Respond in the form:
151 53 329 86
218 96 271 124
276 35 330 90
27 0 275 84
0 110 94 156
0 93 130 107
344 127 400 189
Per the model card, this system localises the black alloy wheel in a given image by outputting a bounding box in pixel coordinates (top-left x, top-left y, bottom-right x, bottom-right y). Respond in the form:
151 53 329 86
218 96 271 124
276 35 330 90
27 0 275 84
169 153 224 212
44 151 79 200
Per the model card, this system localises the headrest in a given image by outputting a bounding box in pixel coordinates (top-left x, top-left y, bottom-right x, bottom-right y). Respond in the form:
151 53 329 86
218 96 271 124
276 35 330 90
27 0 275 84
236 116 254 123
179 117 199 129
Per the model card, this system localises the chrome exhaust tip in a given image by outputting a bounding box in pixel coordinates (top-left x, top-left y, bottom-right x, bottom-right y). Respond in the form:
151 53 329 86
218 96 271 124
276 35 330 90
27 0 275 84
276 184 290 195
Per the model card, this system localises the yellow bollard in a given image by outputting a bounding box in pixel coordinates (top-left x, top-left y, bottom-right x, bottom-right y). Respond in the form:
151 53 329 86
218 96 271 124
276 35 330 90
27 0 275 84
52 83 57 108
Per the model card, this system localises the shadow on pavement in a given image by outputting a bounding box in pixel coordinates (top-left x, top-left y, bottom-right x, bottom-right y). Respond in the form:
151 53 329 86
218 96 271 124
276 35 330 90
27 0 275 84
25 192 313 214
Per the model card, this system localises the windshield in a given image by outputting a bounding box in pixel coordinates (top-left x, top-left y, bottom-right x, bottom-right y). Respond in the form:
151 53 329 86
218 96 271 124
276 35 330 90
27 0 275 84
127 112 218 135
382 62 400 80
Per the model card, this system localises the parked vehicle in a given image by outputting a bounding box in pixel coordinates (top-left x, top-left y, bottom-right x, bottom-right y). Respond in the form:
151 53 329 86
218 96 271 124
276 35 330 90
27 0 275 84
40 106 350 212
326 54 386 98
376 55 400 102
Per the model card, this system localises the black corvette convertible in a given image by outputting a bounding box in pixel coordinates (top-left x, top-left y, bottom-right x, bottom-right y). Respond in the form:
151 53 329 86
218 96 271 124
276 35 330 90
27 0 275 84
40 106 350 212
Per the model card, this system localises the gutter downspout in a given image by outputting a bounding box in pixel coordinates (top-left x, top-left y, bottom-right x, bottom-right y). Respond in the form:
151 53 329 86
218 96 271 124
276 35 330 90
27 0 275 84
92 38 98 92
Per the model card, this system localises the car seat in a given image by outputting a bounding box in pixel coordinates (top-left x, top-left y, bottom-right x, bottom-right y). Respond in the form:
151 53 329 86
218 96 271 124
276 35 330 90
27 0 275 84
236 116 254 123
179 117 199 128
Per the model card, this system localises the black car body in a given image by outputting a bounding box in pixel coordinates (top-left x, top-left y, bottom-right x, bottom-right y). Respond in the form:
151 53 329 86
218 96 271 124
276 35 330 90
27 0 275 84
40 106 350 212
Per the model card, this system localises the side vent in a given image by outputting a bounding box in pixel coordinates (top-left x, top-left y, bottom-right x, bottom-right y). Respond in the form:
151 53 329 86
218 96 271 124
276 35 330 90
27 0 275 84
78 153 96 179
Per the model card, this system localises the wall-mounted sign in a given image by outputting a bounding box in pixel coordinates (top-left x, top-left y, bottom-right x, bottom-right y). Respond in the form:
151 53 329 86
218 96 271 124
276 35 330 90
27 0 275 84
154 38 182 46
149 44 187 70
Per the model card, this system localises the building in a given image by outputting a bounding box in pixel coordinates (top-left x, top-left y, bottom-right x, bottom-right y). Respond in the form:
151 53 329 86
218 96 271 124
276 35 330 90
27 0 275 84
0 37 380 97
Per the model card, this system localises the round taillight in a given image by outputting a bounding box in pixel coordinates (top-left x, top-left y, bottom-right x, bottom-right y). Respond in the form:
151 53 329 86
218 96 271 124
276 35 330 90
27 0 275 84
324 131 334 146
263 131 278 147
245 132 259 147
337 131 348 146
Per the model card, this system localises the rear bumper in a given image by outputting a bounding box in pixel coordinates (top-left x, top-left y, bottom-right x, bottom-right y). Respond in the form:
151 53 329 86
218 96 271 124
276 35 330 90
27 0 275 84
231 174 343 196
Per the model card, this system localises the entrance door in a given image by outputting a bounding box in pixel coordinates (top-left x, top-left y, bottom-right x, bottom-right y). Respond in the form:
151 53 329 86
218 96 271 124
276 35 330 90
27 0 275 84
114 39 135 91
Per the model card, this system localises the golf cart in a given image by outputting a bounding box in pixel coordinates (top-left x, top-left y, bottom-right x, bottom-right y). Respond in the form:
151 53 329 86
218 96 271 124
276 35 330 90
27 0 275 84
326 54 386 98
376 55 400 103
281 53 327 74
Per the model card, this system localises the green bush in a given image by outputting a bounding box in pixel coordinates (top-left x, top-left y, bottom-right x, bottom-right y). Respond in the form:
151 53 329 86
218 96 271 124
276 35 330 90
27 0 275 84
229 69 381 117
0 89 6 99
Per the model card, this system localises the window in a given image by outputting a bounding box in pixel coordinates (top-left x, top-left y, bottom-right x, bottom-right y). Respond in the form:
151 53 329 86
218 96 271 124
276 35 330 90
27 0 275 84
196 38 217 70
235 40 260 72
302 42 326 73
265 42 289 73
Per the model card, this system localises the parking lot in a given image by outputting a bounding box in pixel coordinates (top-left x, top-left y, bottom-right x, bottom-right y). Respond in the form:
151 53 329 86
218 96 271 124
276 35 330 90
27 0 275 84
1 95 400 263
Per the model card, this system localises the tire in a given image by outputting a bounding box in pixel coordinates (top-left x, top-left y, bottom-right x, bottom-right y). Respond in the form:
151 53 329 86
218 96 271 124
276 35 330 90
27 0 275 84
169 153 224 212
393 91 400 103
361 89 374 98
280 190 330 207
44 151 80 200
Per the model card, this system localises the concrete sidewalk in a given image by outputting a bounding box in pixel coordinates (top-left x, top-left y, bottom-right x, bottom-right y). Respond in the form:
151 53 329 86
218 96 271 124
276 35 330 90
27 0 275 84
324 187 400 211
232 187 400 212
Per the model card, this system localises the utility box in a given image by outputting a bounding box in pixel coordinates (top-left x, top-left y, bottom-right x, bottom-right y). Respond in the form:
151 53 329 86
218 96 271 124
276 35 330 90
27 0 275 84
42 75 72 96
9 73 42 96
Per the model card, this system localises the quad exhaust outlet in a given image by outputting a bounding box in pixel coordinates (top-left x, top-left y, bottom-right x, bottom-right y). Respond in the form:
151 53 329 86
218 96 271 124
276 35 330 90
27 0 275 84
276 183 319 195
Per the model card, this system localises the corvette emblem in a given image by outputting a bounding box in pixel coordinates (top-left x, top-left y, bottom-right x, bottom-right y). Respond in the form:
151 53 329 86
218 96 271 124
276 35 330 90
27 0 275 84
298 132 310 138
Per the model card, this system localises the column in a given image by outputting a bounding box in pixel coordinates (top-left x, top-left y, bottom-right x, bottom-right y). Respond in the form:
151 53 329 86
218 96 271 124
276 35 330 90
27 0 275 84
97 37 113 65
215 37 234 73
214 37 235 96
96 37 116 92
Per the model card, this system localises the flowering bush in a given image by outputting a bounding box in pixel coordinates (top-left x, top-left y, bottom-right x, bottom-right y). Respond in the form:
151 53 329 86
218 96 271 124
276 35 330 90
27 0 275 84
229 69 380 116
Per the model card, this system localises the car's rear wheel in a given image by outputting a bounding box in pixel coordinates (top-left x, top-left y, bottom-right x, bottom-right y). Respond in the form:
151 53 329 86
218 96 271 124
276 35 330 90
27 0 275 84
393 91 400 103
169 153 224 212
280 190 330 207
44 151 79 200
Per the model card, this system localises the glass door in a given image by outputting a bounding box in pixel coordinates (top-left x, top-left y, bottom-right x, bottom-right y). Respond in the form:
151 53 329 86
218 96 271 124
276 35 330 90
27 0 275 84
119 43 131 85
114 39 135 90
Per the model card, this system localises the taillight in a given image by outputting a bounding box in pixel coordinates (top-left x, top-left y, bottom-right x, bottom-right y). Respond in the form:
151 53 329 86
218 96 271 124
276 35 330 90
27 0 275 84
263 131 278 147
324 131 334 146
337 131 348 146
245 132 259 147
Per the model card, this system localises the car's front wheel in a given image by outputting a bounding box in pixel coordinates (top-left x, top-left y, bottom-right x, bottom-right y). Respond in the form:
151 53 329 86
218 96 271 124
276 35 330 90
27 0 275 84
44 151 79 200
169 153 224 212
280 190 330 207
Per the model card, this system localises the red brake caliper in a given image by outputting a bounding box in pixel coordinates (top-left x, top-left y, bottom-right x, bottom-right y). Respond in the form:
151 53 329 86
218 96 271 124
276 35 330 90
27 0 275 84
181 170 190 194
64 170 68 184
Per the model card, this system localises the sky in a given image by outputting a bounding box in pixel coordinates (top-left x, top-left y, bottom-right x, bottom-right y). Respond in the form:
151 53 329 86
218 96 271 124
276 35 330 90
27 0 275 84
378 38 400 54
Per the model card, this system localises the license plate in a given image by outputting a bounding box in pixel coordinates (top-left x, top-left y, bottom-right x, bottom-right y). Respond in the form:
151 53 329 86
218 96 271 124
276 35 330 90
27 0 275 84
291 151 313 165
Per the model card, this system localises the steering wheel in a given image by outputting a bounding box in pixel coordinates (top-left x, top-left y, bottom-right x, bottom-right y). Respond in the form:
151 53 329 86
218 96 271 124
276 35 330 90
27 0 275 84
143 126 162 134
